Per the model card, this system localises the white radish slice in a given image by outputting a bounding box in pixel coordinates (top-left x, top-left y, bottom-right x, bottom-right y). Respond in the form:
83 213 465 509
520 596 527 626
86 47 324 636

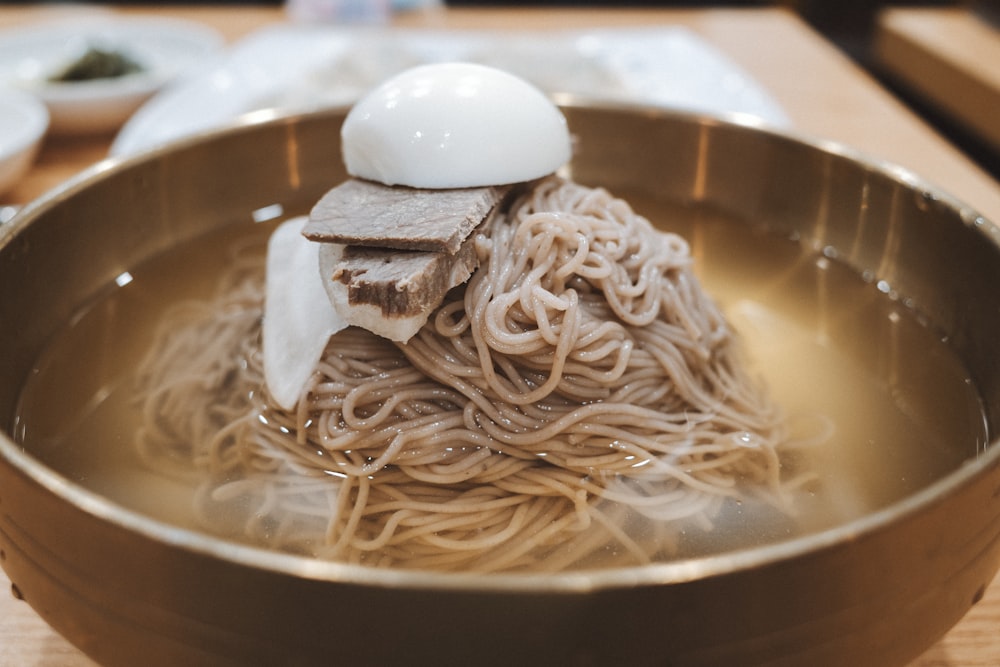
263 216 347 410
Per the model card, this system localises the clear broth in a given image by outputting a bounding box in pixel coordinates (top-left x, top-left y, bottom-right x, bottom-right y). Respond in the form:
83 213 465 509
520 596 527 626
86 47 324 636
13 197 988 563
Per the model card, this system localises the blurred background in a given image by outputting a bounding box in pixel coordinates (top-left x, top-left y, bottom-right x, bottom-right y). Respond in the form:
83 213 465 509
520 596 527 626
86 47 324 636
6 0 999 180
445 0 1000 181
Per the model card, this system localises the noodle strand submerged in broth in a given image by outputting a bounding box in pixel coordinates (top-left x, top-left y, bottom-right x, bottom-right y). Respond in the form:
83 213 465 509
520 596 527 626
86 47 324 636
135 177 815 572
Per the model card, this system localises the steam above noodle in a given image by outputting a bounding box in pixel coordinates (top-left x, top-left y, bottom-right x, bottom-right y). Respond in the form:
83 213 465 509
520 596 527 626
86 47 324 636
136 176 814 572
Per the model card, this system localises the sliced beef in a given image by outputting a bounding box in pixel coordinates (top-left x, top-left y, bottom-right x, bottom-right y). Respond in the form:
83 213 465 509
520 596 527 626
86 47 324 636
323 238 480 319
304 178 512 254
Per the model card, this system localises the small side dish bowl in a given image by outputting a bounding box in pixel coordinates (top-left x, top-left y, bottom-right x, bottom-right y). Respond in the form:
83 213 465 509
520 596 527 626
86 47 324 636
0 87 48 197
0 17 222 135
2 102 1000 667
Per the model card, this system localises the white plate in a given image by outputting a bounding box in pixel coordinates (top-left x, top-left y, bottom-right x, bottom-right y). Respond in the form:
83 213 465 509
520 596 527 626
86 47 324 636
111 25 790 156
0 87 49 198
0 16 223 135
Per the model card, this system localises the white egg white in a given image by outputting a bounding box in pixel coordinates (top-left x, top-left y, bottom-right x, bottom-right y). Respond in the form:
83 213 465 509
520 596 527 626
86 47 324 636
341 62 571 189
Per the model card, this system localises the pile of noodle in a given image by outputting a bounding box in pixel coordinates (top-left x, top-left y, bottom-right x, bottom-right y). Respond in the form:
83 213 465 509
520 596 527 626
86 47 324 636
135 176 814 573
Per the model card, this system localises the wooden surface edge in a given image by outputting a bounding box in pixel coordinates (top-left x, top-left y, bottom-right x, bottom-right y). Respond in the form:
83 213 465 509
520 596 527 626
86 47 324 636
875 7 1000 151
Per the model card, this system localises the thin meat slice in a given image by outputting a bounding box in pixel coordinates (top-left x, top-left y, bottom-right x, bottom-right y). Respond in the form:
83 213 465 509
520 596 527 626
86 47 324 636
317 234 481 343
303 177 513 254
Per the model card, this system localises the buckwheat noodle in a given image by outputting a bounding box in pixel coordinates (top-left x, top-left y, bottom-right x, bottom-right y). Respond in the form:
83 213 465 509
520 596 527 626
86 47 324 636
135 176 817 573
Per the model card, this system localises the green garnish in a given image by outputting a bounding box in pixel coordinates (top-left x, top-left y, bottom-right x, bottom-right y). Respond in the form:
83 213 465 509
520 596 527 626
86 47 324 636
49 47 144 83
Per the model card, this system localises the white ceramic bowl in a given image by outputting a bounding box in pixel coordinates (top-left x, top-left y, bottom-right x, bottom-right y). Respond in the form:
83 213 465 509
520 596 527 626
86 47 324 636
0 87 48 197
0 17 222 135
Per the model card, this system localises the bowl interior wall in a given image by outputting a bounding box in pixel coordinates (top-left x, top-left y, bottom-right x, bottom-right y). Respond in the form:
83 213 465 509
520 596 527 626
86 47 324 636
564 105 1000 429
4 106 1000 432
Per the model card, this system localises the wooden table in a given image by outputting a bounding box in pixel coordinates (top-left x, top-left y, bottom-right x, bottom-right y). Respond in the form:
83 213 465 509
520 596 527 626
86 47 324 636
875 7 1000 153
2 5 1000 666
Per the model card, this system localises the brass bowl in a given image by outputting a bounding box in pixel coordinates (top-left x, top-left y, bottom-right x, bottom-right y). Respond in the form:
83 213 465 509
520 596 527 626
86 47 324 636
2 103 1000 667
